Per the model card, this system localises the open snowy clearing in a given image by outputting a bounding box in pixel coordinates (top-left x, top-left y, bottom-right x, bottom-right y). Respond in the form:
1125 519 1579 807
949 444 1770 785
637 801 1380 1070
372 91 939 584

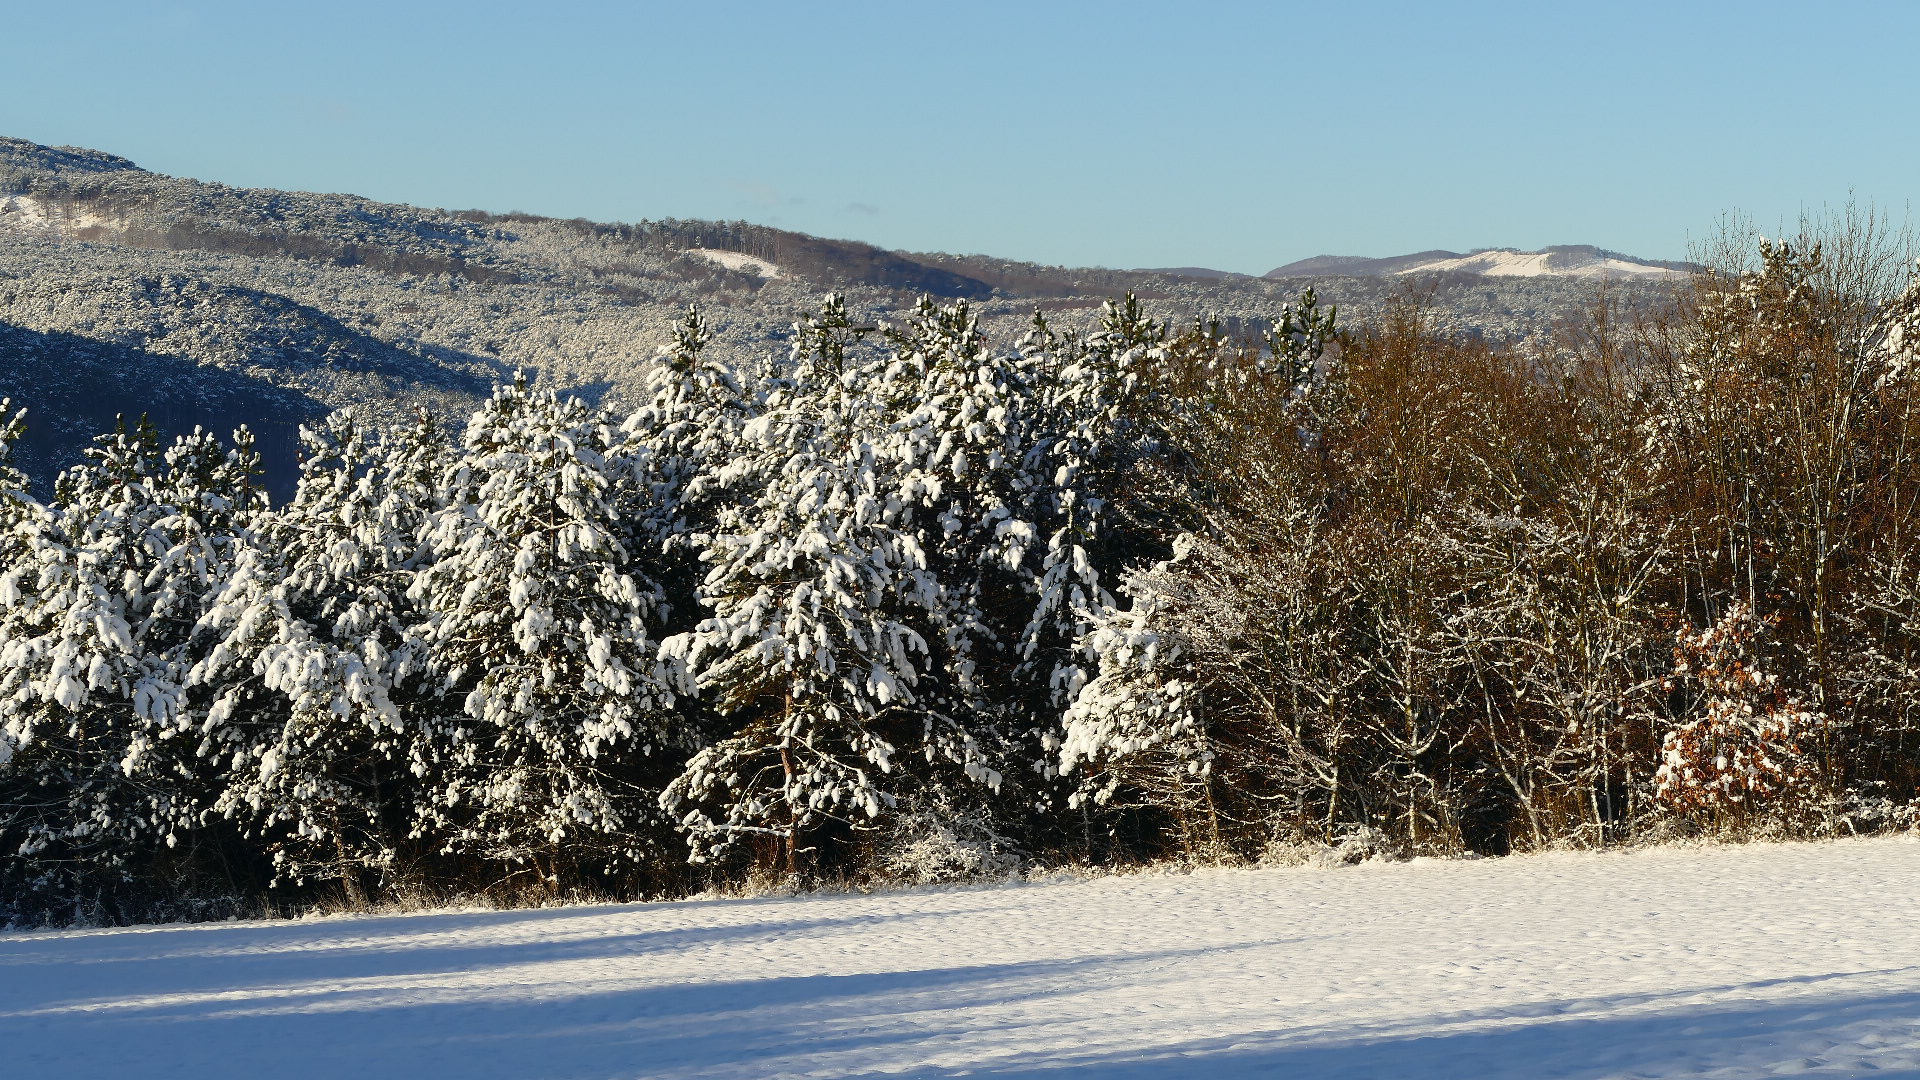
0 194 119 236
685 247 782 278
5 837 1920 1079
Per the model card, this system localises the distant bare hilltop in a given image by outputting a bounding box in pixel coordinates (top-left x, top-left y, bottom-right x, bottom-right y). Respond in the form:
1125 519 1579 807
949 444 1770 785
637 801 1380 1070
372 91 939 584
0 136 1684 493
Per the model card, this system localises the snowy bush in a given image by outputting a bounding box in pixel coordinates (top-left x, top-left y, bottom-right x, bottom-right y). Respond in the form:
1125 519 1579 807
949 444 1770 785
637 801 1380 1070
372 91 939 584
1654 603 1834 832
878 799 1023 886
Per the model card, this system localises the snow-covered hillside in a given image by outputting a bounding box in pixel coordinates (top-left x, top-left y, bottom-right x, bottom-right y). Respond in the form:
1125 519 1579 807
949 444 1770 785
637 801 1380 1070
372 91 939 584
0 135 1686 495
1266 245 1693 280
5 836 1917 1079
1395 247 1686 278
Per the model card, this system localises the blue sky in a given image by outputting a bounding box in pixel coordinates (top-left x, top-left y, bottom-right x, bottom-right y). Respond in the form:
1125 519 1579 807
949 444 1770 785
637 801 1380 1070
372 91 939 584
2 1 1913 274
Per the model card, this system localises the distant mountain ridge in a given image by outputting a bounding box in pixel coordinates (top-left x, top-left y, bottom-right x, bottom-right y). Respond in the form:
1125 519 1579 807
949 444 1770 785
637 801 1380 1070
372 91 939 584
0 135 1684 496
1266 245 1697 280
1134 266 1253 280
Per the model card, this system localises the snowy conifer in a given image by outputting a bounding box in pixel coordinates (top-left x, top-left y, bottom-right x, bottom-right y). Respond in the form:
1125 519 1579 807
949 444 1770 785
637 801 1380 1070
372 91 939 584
1020 295 1169 704
622 305 751 554
186 410 440 893
0 401 40 771
0 419 263 902
663 297 988 874
1056 554 1209 812
409 376 685 881
875 299 1039 735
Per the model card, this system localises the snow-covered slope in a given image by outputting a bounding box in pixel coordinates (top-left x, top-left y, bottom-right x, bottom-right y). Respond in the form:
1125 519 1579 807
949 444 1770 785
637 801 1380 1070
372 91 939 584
1395 247 1687 279
5 836 1917 1079
1267 245 1693 280
685 247 781 278
0 194 119 235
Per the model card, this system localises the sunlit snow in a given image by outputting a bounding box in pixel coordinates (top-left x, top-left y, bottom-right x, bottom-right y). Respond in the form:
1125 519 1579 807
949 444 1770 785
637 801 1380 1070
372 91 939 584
6 836 1918 1078
685 248 782 278
0 194 118 236
1395 249 1684 278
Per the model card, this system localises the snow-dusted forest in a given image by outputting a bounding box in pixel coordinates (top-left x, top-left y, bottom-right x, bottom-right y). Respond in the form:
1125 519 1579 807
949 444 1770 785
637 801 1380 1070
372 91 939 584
3 219 1920 926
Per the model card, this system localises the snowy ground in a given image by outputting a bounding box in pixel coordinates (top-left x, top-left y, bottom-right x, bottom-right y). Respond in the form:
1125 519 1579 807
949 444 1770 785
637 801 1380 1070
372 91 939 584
5 837 1920 1079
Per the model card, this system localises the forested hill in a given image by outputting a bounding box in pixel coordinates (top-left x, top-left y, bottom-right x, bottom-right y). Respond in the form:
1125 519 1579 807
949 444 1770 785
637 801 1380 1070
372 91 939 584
0 136 1676 494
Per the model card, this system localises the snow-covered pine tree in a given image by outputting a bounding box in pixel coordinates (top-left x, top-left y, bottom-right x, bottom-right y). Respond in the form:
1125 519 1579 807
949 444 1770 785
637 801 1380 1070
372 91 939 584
975 293 1188 838
0 400 41 770
1056 551 1209 816
865 297 1040 843
878 299 1043 729
662 296 973 876
622 305 751 554
1020 294 1171 711
1260 285 1339 395
1047 291 1345 849
408 376 686 887
602 309 768 873
186 410 440 897
0 419 264 913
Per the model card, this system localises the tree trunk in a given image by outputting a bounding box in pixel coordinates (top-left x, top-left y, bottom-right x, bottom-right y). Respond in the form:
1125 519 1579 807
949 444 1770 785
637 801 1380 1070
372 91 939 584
781 691 800 878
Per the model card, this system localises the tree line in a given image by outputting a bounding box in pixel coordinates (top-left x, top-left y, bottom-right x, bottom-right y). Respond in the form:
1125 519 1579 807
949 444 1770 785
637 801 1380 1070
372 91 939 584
3 224 1918 925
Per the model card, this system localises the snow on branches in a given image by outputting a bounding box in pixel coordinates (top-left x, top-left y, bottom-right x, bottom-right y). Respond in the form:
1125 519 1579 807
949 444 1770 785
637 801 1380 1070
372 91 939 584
0 416 264 903
408 374 688 871
1654 603 1833 829
660 297 991 872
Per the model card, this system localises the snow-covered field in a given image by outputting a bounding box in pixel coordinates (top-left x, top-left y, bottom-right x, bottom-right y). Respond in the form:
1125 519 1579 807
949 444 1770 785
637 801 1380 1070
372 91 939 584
5 837 1919 1079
